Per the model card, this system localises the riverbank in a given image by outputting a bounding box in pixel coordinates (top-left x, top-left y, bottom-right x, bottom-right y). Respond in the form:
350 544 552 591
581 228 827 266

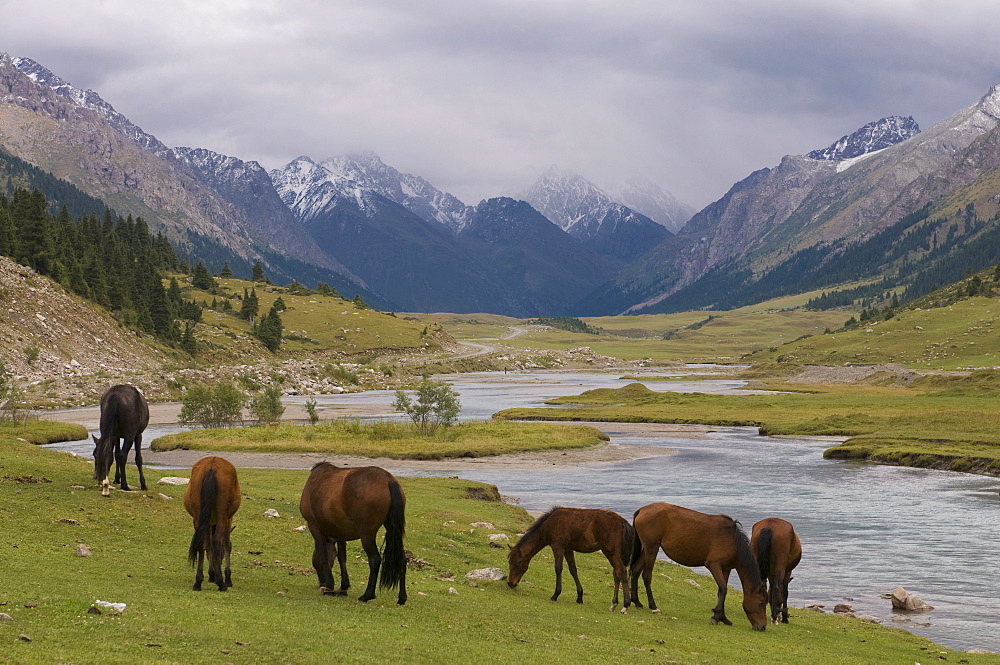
2 424 996 664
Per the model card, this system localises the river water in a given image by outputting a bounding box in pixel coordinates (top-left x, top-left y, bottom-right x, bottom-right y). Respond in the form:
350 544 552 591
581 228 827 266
47 368 1000 652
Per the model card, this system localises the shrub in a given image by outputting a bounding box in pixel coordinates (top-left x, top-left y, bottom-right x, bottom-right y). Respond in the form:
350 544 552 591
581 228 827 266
304 398 319 425
178 381 246 428
393 377 461 434
248 385 285 424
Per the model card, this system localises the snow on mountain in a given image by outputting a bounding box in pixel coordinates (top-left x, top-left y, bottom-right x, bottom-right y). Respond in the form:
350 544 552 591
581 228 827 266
270 152 471 230
11 56 172 157
604 178 694 233
521 167 670 261
807 116 921 161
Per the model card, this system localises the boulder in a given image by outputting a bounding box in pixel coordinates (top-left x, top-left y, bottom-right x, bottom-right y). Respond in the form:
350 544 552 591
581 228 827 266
487 533 509 542
465 567 506 581
890 586 933 612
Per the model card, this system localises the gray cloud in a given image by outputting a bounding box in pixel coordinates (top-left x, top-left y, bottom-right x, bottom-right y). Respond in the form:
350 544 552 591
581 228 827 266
4 0 1000 209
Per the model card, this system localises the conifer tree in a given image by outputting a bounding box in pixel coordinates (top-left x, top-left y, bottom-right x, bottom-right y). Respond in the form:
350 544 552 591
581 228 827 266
251 261 265 282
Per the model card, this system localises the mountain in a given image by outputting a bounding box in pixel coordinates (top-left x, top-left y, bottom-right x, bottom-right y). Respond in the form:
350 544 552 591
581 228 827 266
270 152 470 232
272 154 618 315
580 94 1000 314
0 53 371 300
604 178 695 233
521 167 671 262
807 116 921 161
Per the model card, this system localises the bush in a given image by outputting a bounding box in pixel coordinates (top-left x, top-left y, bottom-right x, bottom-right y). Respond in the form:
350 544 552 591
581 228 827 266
0 362 28 424
304 398 319 425
248 385 285 424
393 378 461 434
178 381 246 428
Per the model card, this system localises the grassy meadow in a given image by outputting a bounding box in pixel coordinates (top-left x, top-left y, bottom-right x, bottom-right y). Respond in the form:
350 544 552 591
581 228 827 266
151 420 608 459
1 424 995 664
495 374 1000 474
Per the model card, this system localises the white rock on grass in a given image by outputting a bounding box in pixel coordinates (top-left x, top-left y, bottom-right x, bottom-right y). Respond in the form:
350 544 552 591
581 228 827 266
157 477 190 485
263 509 280 518
487 534 509 542
465 567 506 581
470 522 494 529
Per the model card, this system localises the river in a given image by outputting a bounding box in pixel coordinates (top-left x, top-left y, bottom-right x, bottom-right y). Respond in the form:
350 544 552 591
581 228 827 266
46 368 1000 652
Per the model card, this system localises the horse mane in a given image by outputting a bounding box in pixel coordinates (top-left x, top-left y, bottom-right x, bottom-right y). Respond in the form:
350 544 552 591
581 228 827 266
310 461 337 471
726 518 763 587
512 506 562 551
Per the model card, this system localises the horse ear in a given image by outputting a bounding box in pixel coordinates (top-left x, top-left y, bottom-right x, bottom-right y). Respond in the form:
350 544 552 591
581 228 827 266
92 434 99 444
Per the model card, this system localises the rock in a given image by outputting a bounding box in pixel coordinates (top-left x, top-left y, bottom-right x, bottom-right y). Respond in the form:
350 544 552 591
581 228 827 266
854 614 883 624
76 543 92 557
0 612 11 620
833 603 853 614
684 579 701 589
968 649 995 654
465 567 506 581
18 634 30 642
157 477 190 485
263 509 280 518
157 493 173 500
448 587 458 594
470 521 494 529
890 586 933 612
487 533 509 542
294 525 309 532
93 600 125 615
58 518 80 525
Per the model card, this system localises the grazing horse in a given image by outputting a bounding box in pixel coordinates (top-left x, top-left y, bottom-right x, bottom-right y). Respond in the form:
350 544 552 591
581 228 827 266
751 517 801 624
183 457 242 591
631 503 768 631
507 506 639 613
91 384 149 496
299 463 407 605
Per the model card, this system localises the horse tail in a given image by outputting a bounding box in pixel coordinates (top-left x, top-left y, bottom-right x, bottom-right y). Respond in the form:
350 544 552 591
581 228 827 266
188 469 218 565
379 477 406 590
622 520 641 569
755 527 773 583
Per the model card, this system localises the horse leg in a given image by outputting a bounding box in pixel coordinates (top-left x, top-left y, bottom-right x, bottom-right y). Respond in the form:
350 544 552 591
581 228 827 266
631 541 658 612
565 550 584 604
358 533 381 602
708 564 733 626
133 432 147 490
335 540 350 595
605 549 631 614
116 438 132 491
550 547 564 602
223 524 234 590
310 532 337 594
193 541 205 591
780 574 792 623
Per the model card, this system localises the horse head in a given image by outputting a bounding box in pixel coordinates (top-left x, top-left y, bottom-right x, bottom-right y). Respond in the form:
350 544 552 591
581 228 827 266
506 545 528 587
742 582 768 631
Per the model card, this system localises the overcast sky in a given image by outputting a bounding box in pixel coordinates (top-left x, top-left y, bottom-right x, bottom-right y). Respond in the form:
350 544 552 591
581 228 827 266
5 0 1000 210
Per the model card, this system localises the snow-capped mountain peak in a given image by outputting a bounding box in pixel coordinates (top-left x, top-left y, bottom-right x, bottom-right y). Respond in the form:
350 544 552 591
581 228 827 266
807 116 921 161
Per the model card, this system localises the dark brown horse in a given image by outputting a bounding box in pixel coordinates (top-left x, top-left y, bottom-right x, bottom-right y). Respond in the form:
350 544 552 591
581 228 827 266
92 384 149 496
631 503 768 630
507 506 640 613
751 517 801 624
183 457 242 591
299 463 407 605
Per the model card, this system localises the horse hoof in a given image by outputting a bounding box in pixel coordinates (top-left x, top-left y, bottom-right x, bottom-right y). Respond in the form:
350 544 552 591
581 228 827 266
609 604 617 612
620 607 628 615
651 609 661 615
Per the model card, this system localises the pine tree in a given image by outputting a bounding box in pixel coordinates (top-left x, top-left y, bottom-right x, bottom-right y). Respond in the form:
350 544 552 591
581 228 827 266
254 304 283 352
219 261 233 278
192 262 217 290
251 261 265 282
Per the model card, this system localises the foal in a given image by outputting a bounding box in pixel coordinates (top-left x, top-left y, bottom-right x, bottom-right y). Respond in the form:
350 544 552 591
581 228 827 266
507 506 639 613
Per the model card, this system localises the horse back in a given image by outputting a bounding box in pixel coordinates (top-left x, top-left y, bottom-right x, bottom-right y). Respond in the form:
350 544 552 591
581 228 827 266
752 517 801 573
300 464 399 541
100 384 149 438
634 502 739 567
534 507 627 553
184 456 241 523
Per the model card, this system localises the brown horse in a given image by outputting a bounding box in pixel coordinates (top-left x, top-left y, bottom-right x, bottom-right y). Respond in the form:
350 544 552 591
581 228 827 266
299 463 407 605
183 457 241 591
631 503 768 631
92 384 149 496
751 517 801 624
507 506 640 613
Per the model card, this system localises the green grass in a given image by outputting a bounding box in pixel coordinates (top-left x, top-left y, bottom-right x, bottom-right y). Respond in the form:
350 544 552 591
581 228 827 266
1 423 994 664
495 375 1000 474
503 310 847 362
749 296 1000 369
151 420 609 459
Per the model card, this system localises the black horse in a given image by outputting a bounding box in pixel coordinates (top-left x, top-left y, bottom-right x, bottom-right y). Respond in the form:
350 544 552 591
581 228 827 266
92 385 149 496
